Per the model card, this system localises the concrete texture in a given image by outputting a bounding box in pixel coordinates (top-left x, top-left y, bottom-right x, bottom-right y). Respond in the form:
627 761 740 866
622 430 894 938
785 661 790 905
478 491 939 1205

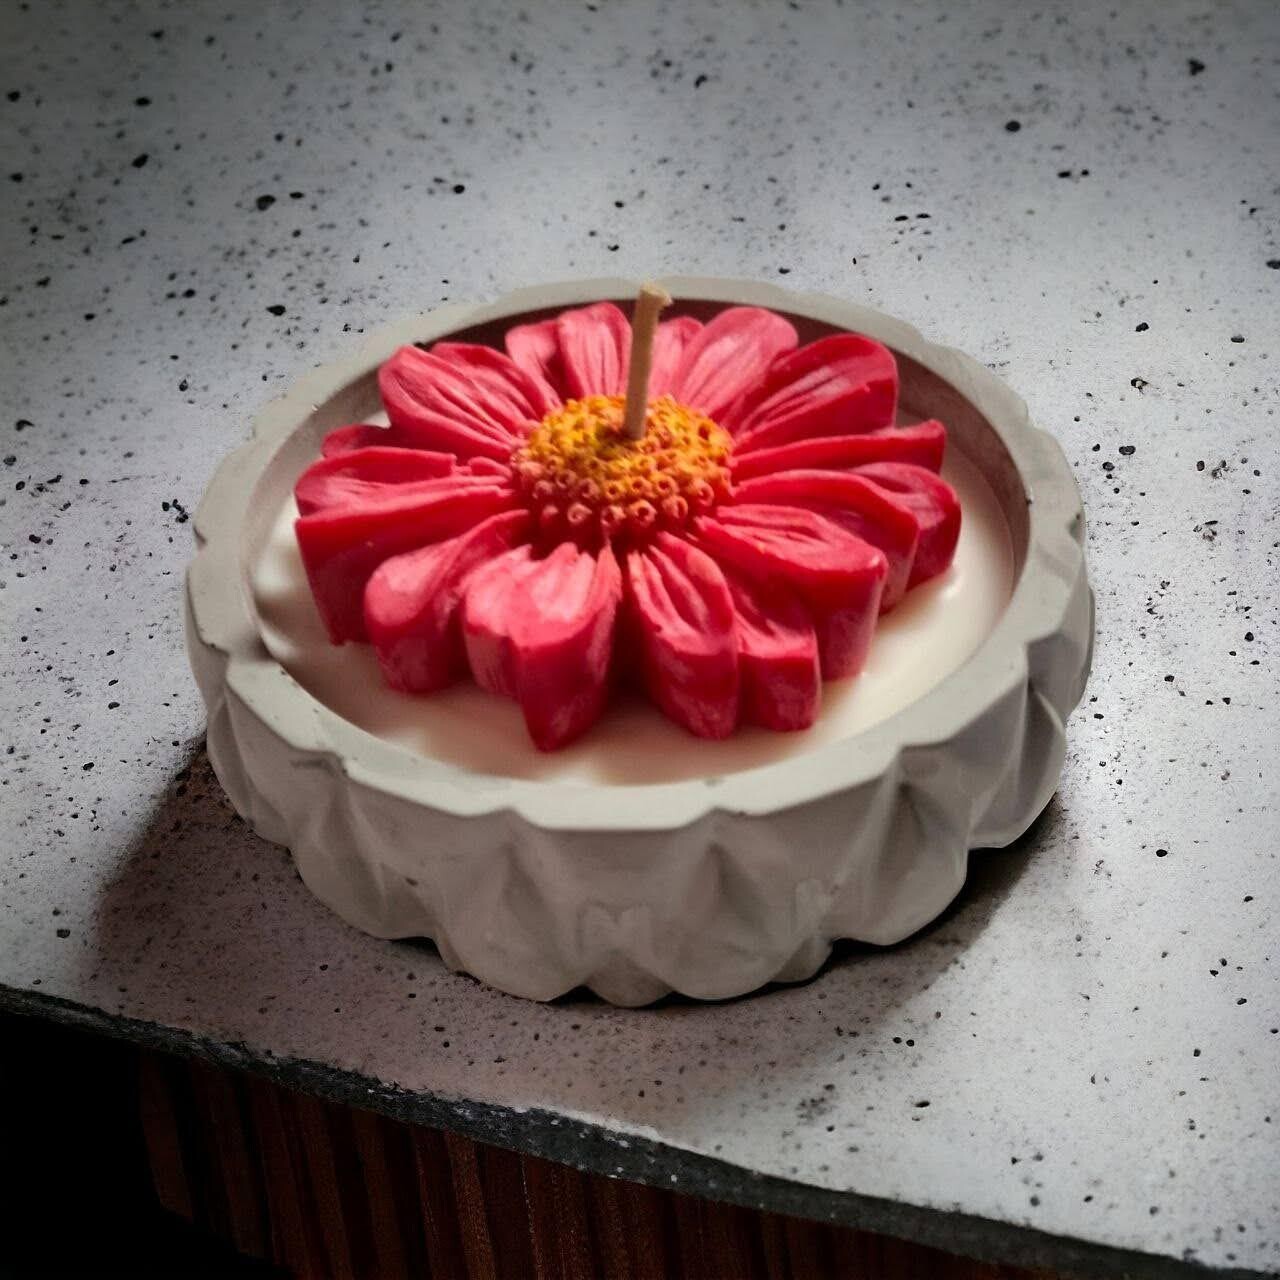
1 1 1276 1274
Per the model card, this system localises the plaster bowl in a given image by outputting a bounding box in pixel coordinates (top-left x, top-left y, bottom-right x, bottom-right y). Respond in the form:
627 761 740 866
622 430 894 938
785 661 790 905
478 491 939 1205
185 277 1093 1005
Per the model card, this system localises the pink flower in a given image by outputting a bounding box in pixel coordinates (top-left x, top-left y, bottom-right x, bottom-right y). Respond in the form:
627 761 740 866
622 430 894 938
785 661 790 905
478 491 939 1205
294 303 960 750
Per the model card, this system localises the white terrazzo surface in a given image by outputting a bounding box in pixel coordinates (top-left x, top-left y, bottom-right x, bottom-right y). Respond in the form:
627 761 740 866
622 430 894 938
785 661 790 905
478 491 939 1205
1 0 1277 1274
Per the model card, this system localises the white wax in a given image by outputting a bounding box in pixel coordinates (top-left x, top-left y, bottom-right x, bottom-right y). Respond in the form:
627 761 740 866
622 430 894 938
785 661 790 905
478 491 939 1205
252 448 1014 785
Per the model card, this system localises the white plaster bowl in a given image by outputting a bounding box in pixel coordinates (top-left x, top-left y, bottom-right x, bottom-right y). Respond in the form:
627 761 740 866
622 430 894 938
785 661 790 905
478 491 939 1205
185 278 1094 1005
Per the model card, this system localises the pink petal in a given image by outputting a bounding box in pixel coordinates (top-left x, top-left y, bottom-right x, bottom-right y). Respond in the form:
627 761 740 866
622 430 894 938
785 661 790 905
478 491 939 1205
855 462 962 587
724 569 820 731
504 318 565 401
556 302 631 399
364 511 530 693
459 546 538 698
321 423 398 458
731 419 947 479
430 341 559 419
731 334 898 451
294 446 455 516
516 546 623 750
378 343 549 461
465 456 510 478
295 476 515 644
461 544 624 749
732 469 921 611
625 534 739 739
647 315 702 398
695 504 886 678
667 307 798 421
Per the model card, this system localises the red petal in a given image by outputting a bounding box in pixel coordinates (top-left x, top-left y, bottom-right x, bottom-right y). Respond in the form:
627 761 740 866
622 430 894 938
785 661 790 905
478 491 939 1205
364 511 530 693
461 544 623 748
378 343 549 461
647 315 702 398
732 469 921 611
430 341 559 419
294 446 455 516
625 534 739 738
503 318 565 401
295 477 514 644
855 462 961 587
724 569 819 731
556 302 631 399
731 419 947 479
465 456 509 478
695 504 886 678
321 423 398 458
459 546 538 698
515 545 623 750
667 307 798 421
731 334 898 450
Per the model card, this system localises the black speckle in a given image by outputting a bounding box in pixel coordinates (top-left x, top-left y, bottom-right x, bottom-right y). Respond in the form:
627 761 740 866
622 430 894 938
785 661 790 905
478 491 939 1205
266 304 286 316
9 173 23 183
81 761 94 771
1268 259 1280 270
1156 848 1169 857
1135 322 1148 332
1229 334 1244 343
131 154 148 169
255 194 276 211
1188 58 1205 76
135 96 151 106
289 190 304 199
1005 120 1021 133
1130 376 1149 391
28 533 40 544
15 418 32 432
6 90 19 102
1119 445 1136 456
1237 998 1247 1006
694 73 707 88
452 183 466 194
56 928 70 939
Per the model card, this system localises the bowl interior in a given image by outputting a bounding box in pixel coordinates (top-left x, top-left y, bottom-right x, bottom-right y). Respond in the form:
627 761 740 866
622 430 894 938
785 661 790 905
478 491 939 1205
240 299 1022 786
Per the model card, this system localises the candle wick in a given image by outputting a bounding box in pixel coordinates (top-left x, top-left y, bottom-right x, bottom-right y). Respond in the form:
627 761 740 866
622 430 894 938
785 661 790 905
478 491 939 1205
622 282 672 441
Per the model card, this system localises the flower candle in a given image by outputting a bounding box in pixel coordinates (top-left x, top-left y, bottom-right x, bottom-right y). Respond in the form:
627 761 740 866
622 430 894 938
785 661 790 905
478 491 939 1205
193 281 1090 1001
292 288 962 750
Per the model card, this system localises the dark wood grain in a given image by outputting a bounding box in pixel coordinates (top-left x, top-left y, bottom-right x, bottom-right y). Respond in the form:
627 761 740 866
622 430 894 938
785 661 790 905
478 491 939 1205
134 1047 1059 1279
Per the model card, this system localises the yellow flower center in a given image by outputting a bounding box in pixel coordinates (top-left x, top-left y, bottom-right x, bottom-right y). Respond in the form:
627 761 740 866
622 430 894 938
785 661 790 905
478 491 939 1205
511 394 733 545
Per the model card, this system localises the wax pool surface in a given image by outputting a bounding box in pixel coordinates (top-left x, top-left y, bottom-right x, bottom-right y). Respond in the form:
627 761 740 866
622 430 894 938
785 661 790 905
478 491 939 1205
252 445 1014 785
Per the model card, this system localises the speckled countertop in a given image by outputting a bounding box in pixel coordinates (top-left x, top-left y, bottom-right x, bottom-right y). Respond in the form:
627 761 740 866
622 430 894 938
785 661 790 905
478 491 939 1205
2 0 1277 1275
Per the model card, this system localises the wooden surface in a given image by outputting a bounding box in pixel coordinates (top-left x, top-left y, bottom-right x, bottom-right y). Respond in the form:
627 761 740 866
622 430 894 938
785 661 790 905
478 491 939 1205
0 1010 1057 1277
136 1045 1058 1280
